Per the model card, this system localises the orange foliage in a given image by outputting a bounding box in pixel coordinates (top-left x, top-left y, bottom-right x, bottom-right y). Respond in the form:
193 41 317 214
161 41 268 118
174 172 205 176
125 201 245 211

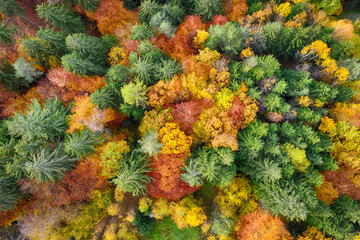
47 67 106 102
147 76 186 109
211 15 229 25
181 55 212 79
146 153 199 201
331 19 355 41
94 0 138 36
157 15 208 60
67 95 119 133
297 226 334 240
19 157 107 210
1 79 63 118
0 199 30 227
314 180 339 204
323 167 360 201
171 101 204 134
224 0 248 22
236 209 293 240
329 102 360 128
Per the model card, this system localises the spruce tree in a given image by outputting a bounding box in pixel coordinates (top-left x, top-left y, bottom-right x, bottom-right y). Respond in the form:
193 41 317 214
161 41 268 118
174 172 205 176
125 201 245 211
70 0 100 12
13 58 43 85
0 21 17 45
0 174 24 212
0 0 39 28
0 60 24 90
35 27 67 57
193 0 222 21
61 52 106 76
36 3 85 33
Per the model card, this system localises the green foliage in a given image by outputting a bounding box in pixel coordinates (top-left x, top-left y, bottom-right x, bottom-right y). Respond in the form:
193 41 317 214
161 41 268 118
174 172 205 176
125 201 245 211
131 23 156 41
90 88 117 110
121 80 148 107
0 60 24 90
138 0 161 24
64 129 104 158
155 59 181 81
6 98 68 142
123 0 141 10
70 0 100 12
181 147 236 188
36 3 85 33
0 0 24 17
24 146 77 183
35 26 67 57
0 174 24 212
193 0 222 21
62 52 107 76
112 151 153 196
210 210 234 236
12 58 42 85
307 198 359 239
0 21 17 45
286 1 308 20
106 64 130 83
205 22 248 57
144 217 201 240
313 0 341 15
339 57 360 81
119 103 145 121
132 210 156 236
138 130 164 157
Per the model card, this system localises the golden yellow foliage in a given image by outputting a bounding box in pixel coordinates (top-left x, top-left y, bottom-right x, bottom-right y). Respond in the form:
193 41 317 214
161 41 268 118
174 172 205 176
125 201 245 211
158 123 192 155
332 19 355 41
138 108 173 137
138 197 153 213
240 47 254 58
193 30 210 48
108 46 126 65
282 143 310 172
100 140 130 178
296 96 313 107
275 2 292 18
215 176 258 219
297 226 333 240
315 180 339 204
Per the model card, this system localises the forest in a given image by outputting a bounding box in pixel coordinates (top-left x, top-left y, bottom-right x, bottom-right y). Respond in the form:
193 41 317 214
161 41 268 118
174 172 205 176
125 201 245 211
0 0 360 239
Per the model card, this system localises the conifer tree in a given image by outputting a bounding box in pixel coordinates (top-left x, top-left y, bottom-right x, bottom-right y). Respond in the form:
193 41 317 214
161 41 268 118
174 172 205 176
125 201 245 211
61 52 106 76
0 21 17 45
0 0 39 27
35 27 67 57
70 0 100 12
64 128 104 158
112 152 153 196
13 58 43 85
36 3 85 33
0 174 24 212
0 60 24 90
193 0 222 21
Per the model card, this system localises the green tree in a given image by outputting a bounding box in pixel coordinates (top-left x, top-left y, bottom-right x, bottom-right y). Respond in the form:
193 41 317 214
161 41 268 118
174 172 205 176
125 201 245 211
138 0 161 24
0 0 39 27
112 152 153 196
121 80 148 107
0 21 17 45
138 130 164 158
69 0 100 12
36 3 85 33
64 128 104 158
130 23 155 41
0 60 24 90
24 146 77 183
5 98 68 142
210 210 234 236
12 58 42 85
193 0 222 21
0 174 24 212
205 22 248 57
61 52 106 76
313 0 341 15
35 26 67 57
180 160 203 187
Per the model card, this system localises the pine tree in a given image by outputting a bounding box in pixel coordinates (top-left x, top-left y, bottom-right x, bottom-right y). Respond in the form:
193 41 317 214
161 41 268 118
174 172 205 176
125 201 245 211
138 130 164 158
138 0 161 24
90 88 117 110
0 60 24 90
155 59 181 81
0 174 24 212
64 128 104 158
70 0 100 12
0 21 17 45
35 27 67 57
205 22 248 57
36 3 85 33
5 98 68 142
112 152 153 196
12 58 43 85
24 146 77 183
130 23 155 41
193 0 223 21
61 52 106 76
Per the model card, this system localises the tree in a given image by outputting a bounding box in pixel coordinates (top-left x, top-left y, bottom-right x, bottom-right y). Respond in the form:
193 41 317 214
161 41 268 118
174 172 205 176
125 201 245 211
121 80 148 107
193 0 222 21
35 27 67 57
0 174 24 212
130 23 155 41
236 209 293 240
70 0 100 12
5 98 68 142
36 3 85 33
112 152 153 196
64 128 104 158
0 0 39 27
0 21 17 45
138 130 164 158
0 60 25 90
61 52 107 76
205 22 248 57
24 146 78 183
12 58 42 85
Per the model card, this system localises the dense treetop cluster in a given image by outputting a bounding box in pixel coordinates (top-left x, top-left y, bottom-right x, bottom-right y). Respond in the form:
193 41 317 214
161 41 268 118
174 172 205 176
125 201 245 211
0 0 360 239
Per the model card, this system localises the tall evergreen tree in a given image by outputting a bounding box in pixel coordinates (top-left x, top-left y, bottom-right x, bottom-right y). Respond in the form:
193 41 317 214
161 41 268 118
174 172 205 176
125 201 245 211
69 0 100 12
0 21 17 45
36 3 85 33
0 0 39 28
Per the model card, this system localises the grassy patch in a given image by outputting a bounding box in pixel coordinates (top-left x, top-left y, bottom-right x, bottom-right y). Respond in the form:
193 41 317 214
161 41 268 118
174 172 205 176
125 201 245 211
144 217 201 240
